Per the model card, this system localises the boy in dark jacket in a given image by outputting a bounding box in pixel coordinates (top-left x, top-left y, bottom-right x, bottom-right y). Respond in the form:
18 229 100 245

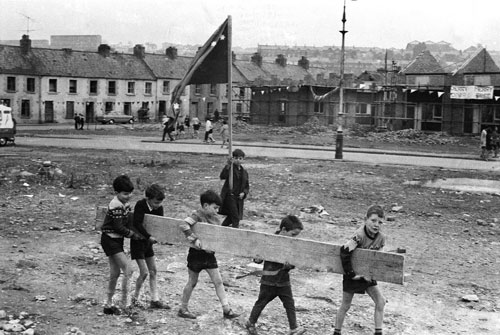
130 184 170 309
219 149 249 228
245 215 306 335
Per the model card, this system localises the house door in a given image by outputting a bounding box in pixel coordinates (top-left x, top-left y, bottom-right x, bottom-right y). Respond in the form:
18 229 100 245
86 102 94 123
159 100 166 120
415 104 422 130
44 101 54 123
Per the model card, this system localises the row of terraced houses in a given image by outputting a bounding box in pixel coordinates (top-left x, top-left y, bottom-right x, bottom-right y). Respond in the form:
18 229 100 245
2 35 500 135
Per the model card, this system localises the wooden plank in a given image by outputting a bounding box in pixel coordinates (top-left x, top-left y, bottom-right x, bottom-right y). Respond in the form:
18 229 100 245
95 207 404 285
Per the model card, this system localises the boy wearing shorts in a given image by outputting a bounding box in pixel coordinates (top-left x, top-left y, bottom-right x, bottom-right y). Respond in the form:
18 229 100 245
130 184 170 309
100 175 143 315
177 190 239 320
334 205 387 335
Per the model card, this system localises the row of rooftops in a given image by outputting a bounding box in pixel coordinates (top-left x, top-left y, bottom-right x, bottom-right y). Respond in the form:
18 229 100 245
1 35 500 88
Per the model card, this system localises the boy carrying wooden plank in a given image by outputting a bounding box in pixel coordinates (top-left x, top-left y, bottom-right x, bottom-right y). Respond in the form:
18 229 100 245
334 205 387 335
177 190 240 320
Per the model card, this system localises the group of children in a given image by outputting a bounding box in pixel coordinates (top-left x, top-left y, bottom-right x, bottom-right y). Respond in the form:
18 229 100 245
100 160 388 335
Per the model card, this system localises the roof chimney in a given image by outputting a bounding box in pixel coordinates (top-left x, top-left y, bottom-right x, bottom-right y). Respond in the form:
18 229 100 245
166 46 177 59
251 52 263 67
133 44 145 59
98 44 111 57
298 56 309 70
20 34 31 54
275 54 287 67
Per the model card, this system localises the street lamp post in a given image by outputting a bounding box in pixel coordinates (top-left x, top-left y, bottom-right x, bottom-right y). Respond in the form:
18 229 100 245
335 0 349 159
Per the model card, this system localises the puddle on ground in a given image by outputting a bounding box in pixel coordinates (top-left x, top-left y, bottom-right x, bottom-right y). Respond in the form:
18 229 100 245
407 178 500 194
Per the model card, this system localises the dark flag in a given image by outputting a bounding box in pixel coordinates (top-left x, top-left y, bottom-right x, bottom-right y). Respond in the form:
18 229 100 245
170 18 229 118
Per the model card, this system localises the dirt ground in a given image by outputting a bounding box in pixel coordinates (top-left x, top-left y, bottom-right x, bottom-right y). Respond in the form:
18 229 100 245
1 125 499 335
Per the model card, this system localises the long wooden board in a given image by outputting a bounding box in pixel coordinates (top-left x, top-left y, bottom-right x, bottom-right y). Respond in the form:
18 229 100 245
95 208 404 284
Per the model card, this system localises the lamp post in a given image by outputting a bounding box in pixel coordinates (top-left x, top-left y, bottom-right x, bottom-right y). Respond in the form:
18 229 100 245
335 0 351 159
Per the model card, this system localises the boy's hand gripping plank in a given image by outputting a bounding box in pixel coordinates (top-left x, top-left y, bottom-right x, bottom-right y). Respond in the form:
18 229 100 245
143 214 405 285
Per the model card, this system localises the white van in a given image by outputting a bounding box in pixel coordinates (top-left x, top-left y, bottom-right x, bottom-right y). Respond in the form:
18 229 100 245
0 104 15 146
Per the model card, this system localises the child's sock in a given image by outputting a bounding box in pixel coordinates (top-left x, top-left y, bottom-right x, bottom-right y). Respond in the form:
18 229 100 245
374 329 383 335
333 329 341 335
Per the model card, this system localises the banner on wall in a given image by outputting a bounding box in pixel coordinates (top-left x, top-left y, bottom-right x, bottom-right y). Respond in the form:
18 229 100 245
450 86 494 100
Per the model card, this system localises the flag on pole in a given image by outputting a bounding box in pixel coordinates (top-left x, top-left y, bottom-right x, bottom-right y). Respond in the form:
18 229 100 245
170 18 229 120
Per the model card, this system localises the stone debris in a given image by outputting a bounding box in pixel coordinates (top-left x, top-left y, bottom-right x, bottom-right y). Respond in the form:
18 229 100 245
461 294 479 302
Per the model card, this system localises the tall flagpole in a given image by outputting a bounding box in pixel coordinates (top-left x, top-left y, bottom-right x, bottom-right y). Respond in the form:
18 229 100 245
227 15 234 190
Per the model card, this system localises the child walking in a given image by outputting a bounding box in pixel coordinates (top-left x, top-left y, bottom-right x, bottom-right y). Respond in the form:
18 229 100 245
100 175 143 315
130 184 170 309
177 190 239 319
219 119 229 148
245 215 306 335
334 205 387 335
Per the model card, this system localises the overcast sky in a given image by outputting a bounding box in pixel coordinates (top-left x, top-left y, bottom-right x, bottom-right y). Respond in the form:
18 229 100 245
2 0 500 51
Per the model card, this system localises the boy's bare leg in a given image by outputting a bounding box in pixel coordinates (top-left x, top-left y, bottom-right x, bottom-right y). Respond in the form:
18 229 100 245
206 268 230 311
145 256 158 301
106 256 121 306
180 269 199 310
335 291 354 331
366 286 386 330
109 252 132 308
133 259 149 302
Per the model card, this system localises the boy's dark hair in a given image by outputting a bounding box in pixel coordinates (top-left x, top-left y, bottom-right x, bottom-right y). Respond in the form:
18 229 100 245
279 215 304 231
200 190 222 206
232 149 245 158
366 205 384 219
145 184 165 200
113 175 134 193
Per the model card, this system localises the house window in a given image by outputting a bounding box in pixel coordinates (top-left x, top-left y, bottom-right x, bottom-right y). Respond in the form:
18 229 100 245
210 84 217 95
89 80 98 94
105 101 115 112
315 102 324 114
207 102 213 115
6 77 16 91
222 103 228 115
239 87 245 97
26 78 35 93
423 104 442 120
194 84 202 95
406 105 416 119
49 79 57 93
474 75 491 86
127 82 135 94
69 80 77 94
355 103 371 115
66 101 75 119
21 100 30 118
163 80 170 94
145 82 152 95
108 81 116 95
236 103 242 113
415 76 430 86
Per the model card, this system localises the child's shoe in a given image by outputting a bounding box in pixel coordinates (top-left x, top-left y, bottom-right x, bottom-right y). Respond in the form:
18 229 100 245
177 308 197 319
289 326 306 335
103 305 121 315
150 300 171 310
223 308 240 319
245 320 258 335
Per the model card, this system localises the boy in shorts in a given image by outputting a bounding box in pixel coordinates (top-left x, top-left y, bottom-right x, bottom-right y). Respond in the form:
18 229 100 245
100 175 143 315
130 184 170 309
177 190 239 320
334 205 387 335
245 215 306 335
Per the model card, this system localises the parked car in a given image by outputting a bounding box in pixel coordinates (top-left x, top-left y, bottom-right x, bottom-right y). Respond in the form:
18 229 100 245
96 112 135 124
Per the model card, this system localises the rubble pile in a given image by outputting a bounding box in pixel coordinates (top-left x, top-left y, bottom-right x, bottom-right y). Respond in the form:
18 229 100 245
295 116 331 134
365 129 460 146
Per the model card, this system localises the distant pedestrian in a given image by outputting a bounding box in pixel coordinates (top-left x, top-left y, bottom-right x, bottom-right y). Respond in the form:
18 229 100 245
192 116 201 139
204 118 215 143
161 114 175 142
219 120 229 148
492 126 500 158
